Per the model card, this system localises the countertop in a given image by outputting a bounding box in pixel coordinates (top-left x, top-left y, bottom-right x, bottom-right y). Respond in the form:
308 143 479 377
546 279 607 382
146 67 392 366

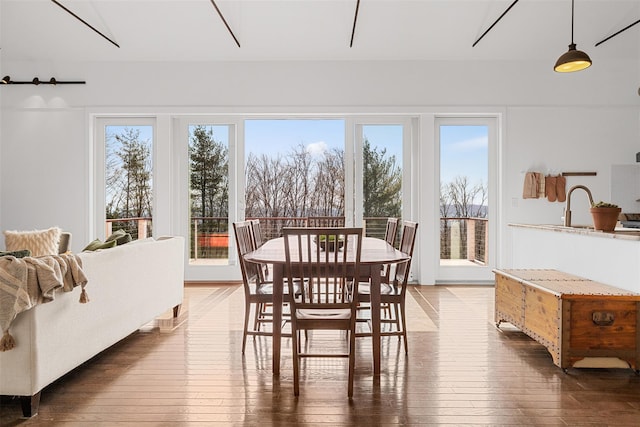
508 223 640 241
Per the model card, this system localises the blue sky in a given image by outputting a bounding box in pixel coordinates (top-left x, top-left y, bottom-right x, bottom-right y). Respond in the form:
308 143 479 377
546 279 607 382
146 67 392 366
111 121 488 189
245 119 487 188
245 119 403 164
440 125 488 188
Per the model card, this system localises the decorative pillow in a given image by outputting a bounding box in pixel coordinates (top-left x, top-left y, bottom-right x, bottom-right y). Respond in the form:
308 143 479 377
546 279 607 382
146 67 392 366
0 249 31 258
105 229 133 245
83 239 117 252
4 227 61 257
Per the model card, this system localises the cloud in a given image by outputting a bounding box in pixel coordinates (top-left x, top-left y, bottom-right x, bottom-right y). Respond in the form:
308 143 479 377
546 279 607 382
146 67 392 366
449 136 488 152
306 141 328 156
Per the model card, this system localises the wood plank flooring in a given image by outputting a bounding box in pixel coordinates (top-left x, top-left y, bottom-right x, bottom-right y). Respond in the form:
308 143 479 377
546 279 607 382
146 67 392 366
3 284 640 426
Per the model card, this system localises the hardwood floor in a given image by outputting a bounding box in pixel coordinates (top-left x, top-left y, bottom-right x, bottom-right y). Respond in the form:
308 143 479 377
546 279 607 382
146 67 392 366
3 284 640 426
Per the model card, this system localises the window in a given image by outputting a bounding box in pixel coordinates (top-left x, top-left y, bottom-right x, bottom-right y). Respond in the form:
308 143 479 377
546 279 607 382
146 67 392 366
188 124 230 265
96 119 155 240
244 119 346 237
361 124 403 240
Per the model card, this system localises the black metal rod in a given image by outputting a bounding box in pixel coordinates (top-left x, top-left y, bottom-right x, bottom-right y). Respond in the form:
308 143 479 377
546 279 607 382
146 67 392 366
2 82 86 85
51 0 120 48
209 0 241 48
1 77 86 85
595 18 640 47
472 0 520 47
350 0 361 48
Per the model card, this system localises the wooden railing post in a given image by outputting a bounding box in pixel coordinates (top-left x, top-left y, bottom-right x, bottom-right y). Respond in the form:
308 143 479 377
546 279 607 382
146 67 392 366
137 219 148 239
466 218 476 261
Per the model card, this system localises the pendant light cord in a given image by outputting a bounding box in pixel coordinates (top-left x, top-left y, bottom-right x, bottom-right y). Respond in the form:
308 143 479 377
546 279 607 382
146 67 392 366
570 0 575 44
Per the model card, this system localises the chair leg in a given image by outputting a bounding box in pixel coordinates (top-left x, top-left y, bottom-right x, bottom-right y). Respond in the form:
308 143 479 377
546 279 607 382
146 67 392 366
398 302 408 354
242 300 251 354
348 328 356 398
292 324 300 396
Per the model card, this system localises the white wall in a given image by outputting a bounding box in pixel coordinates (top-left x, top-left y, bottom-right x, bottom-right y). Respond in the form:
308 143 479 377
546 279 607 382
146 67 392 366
2 58 639 282
505 106 640 226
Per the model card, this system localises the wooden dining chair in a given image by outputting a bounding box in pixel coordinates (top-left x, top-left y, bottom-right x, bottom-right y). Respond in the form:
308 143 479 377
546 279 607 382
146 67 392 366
283 226 363 398
357 220 418 353
384 217 399 247
249 219 269 279
233 221 285 354
381 217 399 283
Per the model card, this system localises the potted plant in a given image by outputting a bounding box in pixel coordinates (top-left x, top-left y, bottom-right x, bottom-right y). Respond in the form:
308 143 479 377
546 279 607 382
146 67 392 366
316 234 345 251
590 201 622 232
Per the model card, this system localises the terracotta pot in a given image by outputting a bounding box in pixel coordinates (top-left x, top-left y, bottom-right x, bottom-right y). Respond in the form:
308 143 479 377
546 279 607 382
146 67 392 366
590 207 622 232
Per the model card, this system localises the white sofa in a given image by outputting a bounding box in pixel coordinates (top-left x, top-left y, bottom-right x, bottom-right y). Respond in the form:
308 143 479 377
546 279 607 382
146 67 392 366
0 235 185 417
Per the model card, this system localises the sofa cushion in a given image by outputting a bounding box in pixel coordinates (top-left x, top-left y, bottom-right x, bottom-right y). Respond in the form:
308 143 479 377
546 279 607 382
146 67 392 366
4 227 61 257
83 239 117 252
106 229 133 246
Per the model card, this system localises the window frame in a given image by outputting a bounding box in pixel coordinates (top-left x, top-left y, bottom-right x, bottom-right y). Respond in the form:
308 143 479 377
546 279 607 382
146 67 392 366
93 117 157 241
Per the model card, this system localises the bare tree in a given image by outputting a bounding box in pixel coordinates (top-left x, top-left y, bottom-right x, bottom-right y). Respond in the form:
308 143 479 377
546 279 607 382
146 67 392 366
312 147 344 216
447 176 487 218
439 182 453 218
246 153 289 218
106 127 152 219
245 139 401 224
439 175 487 259
284 144 314 217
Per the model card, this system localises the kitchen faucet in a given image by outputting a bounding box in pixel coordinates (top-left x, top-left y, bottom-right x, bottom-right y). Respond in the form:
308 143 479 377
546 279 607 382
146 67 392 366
563 185 594 227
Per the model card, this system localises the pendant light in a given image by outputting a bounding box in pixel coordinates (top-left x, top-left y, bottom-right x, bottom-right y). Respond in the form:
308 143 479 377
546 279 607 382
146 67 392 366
554 0 592 72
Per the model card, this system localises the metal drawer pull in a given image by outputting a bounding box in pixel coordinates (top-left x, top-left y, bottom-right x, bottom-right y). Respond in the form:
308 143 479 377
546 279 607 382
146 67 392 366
592 311 615 326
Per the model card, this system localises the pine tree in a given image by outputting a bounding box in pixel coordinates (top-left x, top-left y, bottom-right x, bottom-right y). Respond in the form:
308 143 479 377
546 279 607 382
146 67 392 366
362 139 401 218
189 126 229 228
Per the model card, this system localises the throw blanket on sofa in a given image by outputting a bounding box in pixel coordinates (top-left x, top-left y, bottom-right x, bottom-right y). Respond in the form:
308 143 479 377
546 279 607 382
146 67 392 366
0 254 89 351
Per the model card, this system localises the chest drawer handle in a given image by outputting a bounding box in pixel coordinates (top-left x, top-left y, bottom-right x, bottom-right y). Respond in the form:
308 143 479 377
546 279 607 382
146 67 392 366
592 311 615 326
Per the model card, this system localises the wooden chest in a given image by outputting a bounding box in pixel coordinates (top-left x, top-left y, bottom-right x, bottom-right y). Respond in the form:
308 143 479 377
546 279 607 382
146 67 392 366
494 269 640 370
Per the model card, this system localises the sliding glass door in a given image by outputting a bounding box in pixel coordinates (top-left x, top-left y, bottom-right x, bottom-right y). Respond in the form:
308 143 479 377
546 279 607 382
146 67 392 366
174 115 413 282
174 117 238 281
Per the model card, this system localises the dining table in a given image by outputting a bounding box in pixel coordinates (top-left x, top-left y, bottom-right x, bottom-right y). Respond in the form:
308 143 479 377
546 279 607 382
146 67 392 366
244 234 411 376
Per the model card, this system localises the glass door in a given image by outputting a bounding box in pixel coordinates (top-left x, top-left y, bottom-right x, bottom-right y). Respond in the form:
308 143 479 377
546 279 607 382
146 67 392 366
354 122 407 239
436 117 497 283
176 117 237 281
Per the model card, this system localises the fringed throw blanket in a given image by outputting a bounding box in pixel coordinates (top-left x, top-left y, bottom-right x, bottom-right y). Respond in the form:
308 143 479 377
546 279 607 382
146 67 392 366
0 253 89 351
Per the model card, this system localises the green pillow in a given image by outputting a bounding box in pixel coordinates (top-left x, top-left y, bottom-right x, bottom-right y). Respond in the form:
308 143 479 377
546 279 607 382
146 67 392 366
83 239 117 252
106 229 133 245
0 249 31 258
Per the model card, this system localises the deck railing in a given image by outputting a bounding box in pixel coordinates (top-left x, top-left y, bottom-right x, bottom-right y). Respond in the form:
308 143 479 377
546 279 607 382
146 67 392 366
106 217 152 240
440 217 488 264
106 216 488 264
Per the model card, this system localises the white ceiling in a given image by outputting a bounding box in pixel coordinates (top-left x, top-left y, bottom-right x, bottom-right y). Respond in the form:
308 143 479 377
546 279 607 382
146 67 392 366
1 0 640 64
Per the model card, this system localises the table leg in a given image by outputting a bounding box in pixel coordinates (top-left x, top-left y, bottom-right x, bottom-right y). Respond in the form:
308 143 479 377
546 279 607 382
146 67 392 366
370 263 381 375
272 263 283 375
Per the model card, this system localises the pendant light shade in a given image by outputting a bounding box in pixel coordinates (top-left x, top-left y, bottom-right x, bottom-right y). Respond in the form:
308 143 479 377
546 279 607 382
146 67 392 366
554 0 591 73
554 43 592 72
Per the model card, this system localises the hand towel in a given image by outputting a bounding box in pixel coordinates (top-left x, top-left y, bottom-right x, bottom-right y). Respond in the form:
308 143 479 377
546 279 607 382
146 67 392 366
522 172 538 199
